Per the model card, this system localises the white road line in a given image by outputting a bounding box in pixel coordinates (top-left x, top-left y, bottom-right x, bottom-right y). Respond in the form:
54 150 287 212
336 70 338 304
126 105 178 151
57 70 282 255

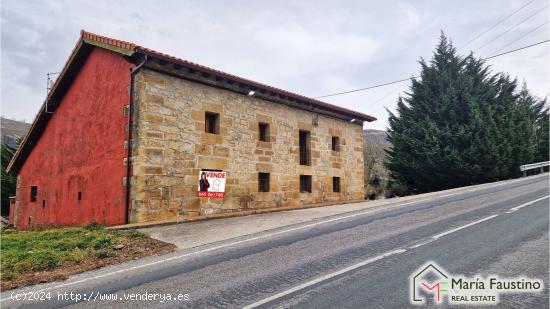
431 215 499 240
244 195 547 308
242 249 407 309
408 239 435 249
506 195 549 213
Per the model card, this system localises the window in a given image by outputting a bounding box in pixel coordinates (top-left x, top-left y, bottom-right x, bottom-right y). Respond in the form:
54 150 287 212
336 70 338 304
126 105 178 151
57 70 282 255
30 186 37 202
331 136 339 151
299 130 311 165
259 123 270 142
78 192 82 201
42 200 46 208
258 173 270 192
333 177 341 193
300 175 312 193
205 112 220 134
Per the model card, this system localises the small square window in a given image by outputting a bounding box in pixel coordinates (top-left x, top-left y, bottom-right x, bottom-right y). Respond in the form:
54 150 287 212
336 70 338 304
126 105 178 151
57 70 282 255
30 186 37 202
333 177 341 193
331 136 339 151
205 112 220 134
300 175 312 193
259 123 270 142
258 173 270 192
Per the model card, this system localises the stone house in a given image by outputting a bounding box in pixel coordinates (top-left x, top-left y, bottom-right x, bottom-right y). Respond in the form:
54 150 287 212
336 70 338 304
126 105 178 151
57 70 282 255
7 31 376 228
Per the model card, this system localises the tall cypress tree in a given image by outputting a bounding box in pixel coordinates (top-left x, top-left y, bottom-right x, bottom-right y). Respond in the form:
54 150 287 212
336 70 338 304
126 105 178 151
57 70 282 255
521 85 550 163
385 33 543 193
536 111 550 162
386 33 471 193
513 83 537 172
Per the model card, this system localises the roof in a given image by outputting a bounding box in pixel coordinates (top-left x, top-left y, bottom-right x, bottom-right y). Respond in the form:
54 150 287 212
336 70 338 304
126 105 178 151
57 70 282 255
7 30 376 173
81 30 376 122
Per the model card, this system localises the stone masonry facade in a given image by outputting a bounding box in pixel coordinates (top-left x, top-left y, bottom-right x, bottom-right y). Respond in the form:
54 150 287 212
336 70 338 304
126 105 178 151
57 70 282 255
129 69 365 223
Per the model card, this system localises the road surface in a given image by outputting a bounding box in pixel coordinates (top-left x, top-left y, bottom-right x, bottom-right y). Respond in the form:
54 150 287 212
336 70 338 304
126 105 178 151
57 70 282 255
2 174 548 308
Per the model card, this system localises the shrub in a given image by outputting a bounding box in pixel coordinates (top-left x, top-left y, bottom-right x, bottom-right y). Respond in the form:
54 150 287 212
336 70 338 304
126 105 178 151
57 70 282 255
95 250 117 259
92 236 112 249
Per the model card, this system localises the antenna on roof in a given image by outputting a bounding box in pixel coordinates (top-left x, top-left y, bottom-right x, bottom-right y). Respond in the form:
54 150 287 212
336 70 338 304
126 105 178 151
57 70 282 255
45 72 61 114
46 72 61 94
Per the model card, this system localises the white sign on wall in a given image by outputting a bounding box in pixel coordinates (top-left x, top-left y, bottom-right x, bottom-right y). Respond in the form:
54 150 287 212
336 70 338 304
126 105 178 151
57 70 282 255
197 170 226 198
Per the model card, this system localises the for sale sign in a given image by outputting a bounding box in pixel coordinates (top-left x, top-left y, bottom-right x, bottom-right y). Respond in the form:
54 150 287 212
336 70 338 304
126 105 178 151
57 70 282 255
197 170 226 198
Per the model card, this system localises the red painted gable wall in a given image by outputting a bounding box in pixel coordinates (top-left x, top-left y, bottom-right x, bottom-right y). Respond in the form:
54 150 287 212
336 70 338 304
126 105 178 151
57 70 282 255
14 47 132 228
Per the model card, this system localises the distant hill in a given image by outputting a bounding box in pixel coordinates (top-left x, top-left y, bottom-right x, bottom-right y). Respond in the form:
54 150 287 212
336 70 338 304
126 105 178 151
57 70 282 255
364 129 389 146
364 129 390 160
1 117 30 148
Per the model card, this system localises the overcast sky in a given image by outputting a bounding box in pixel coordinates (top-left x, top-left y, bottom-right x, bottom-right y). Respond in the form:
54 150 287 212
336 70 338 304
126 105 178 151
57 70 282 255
1 0 548 130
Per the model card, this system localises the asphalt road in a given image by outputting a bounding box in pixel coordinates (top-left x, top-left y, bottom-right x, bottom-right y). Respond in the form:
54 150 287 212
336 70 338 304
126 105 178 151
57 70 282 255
2 174 548 309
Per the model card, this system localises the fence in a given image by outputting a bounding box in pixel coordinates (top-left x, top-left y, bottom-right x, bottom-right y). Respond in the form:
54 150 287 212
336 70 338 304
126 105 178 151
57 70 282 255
519 161 550 177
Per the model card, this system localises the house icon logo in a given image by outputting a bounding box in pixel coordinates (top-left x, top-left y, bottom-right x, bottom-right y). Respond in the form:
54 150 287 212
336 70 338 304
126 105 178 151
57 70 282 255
410 261 449 305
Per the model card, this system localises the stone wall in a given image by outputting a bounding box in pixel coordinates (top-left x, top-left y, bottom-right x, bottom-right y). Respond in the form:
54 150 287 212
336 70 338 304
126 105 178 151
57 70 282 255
129 69 365 223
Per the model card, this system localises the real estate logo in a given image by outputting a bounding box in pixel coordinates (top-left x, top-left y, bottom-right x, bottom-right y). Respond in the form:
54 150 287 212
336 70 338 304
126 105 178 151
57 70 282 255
411 262 449 304
410 261 544 306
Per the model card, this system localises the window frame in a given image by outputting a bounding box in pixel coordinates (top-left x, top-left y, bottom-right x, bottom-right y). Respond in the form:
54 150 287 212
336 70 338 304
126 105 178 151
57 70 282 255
205 111 220 134
299 130 311 166
30 186 37 202
258 172 270 192
300 175 312 193
259 122 270 142
331 136 340 151
332 177 341 193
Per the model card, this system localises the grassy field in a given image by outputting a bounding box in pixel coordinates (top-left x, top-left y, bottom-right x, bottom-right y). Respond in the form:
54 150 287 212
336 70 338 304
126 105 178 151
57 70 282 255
0 224 175 290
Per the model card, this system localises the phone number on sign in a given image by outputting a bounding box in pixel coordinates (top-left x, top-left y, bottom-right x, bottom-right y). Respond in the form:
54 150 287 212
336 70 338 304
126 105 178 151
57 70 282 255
197 192 224 198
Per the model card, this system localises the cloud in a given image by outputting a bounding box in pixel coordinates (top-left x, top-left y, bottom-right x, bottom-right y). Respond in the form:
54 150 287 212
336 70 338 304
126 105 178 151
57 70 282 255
255 23 380 68
1 0 548 131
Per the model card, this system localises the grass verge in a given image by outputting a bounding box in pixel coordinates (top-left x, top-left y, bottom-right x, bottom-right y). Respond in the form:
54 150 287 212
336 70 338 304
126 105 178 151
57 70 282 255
0 224 175 290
